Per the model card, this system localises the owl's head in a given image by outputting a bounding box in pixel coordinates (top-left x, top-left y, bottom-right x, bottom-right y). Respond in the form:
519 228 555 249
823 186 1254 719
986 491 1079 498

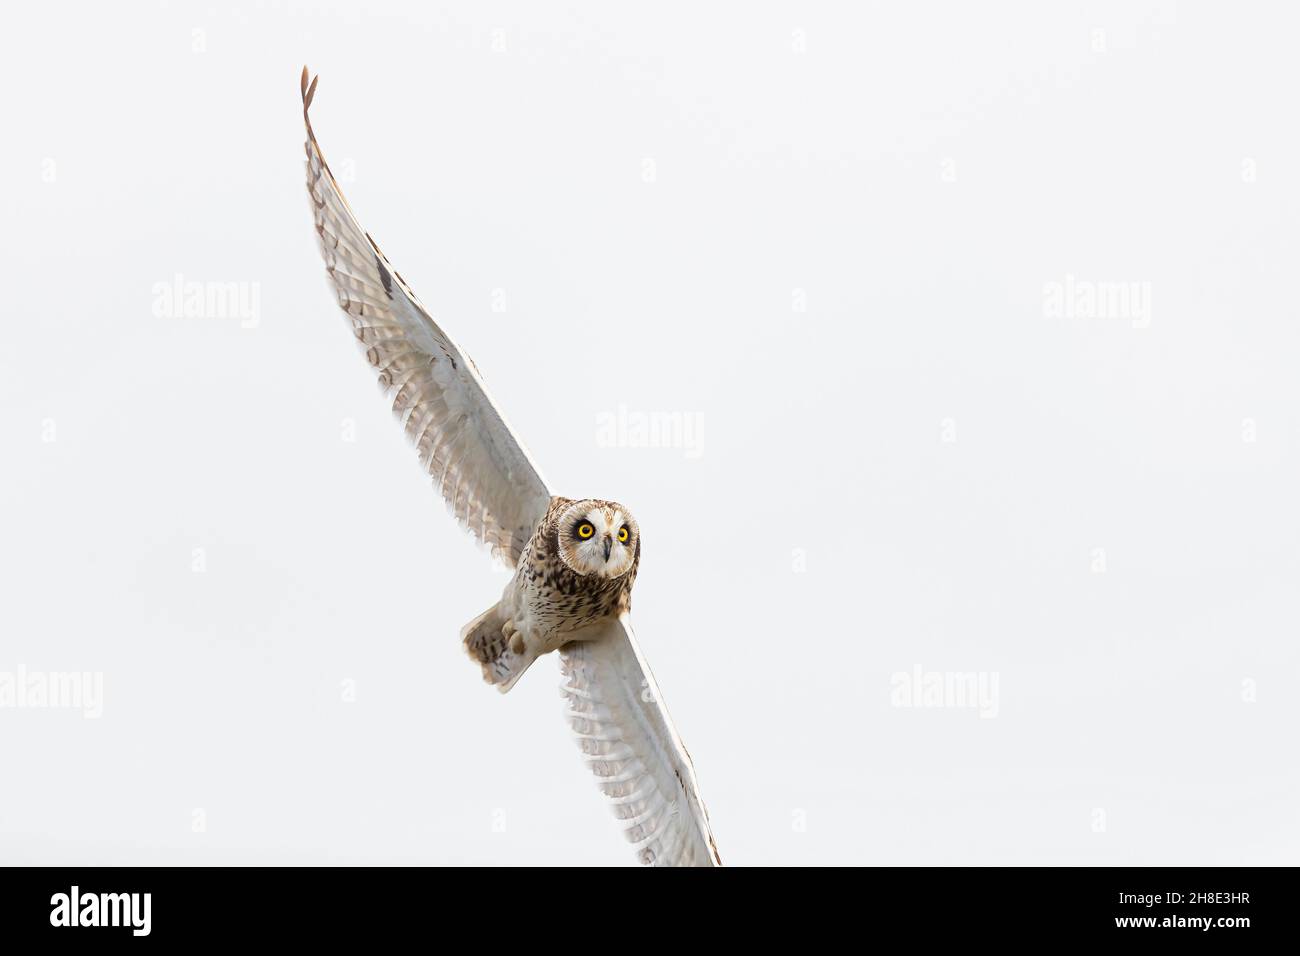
556 499 639 579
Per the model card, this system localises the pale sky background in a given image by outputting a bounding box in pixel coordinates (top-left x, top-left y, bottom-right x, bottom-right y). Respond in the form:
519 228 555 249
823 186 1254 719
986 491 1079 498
1 1 1297 865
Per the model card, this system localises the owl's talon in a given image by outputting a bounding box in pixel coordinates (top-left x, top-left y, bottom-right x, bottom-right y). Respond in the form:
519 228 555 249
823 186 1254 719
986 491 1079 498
502 619 526 655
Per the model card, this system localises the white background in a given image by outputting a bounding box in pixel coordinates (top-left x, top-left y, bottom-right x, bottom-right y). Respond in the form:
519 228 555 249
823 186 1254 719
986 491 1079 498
2 1 1297 865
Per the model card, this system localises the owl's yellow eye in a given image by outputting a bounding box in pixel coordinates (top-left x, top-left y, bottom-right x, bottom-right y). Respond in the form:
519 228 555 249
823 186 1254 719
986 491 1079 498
617 527 629 543
577 523 594 539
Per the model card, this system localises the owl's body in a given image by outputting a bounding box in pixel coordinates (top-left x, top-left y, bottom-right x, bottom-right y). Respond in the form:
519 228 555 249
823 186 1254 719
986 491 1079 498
464 496 640 690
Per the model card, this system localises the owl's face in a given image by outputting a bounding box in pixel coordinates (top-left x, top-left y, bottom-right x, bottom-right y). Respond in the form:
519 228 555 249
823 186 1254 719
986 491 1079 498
557 499 639 579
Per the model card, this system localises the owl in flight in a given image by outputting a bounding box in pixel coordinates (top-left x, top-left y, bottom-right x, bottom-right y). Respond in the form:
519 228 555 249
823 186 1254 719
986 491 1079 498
299 68 720 867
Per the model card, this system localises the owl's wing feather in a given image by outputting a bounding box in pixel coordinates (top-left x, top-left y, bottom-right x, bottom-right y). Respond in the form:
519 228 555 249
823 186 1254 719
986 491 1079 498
559 614 721 866
301 68 551 567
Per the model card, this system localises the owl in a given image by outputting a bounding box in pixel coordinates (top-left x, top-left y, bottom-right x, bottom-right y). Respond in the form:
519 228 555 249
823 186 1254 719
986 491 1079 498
300 69 720 867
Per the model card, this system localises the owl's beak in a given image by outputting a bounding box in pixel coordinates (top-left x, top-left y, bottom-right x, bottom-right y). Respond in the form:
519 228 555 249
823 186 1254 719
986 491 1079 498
602 536 612 561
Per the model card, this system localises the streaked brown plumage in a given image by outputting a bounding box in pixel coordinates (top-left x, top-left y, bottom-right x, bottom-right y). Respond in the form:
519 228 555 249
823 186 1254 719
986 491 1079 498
463 496 640 691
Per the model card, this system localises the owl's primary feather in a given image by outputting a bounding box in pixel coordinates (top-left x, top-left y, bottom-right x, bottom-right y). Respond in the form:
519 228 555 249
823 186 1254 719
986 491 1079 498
301 68 549 567
561 616 721 866
300 68 720 867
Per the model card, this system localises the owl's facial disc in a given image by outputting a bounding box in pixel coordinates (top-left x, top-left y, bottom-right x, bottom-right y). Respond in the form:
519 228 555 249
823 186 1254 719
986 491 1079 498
559 501 637 578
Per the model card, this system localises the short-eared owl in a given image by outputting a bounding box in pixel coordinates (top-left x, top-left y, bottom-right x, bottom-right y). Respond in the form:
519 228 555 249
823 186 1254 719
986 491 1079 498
300 68 720 867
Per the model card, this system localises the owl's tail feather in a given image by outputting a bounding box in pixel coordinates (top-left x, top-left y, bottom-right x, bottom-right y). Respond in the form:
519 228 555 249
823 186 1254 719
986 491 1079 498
461 603 536 694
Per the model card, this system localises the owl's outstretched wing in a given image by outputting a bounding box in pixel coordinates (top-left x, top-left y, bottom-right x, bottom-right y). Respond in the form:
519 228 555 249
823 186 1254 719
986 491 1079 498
301 68 551 566
559 615 722 867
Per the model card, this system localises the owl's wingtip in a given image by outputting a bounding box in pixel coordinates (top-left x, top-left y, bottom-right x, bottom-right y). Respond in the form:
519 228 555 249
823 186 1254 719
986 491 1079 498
300 65 319 112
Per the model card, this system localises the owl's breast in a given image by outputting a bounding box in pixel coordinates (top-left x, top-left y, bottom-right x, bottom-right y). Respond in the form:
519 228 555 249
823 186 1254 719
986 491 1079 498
514 547 630 638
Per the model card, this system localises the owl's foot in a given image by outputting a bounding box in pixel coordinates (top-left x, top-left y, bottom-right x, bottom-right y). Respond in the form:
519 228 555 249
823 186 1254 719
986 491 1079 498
503 618 526 656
